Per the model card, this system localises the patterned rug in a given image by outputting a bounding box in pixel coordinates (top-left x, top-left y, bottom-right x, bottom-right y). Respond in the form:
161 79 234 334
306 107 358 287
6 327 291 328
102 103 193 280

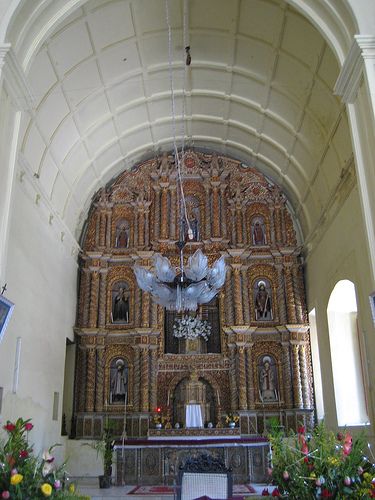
128 484 256 495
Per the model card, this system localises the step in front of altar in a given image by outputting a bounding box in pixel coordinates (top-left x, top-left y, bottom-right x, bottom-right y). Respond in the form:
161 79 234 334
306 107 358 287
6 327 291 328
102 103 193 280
115 435 269 486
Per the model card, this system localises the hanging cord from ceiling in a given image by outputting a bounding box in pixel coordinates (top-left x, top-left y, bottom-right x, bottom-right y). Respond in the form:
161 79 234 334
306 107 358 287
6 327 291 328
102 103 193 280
165 0 193 241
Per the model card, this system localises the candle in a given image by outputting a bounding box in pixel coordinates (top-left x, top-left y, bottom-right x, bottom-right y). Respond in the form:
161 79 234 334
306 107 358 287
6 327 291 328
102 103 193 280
167 391 170 407
217 391 220 406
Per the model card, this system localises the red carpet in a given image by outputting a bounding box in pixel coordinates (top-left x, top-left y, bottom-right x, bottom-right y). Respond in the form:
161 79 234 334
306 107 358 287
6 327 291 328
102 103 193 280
128 484 256 495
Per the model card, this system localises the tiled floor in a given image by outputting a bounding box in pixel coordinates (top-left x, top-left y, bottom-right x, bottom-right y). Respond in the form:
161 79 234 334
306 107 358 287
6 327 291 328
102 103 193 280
75 477 274 500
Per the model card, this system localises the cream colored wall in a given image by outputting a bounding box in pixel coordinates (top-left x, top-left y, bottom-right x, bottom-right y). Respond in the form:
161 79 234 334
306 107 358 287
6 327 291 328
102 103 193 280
305 184 375 438
0 177 77 455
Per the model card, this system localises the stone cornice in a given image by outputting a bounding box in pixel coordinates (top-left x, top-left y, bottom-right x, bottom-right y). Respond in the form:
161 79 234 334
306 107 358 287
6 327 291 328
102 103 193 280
335 35 375 103
0 44 35 110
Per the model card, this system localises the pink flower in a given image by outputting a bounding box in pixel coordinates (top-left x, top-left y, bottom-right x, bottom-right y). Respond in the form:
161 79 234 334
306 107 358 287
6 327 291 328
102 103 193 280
3 423 15 432
282 470 289 480
1 492 10 499
53 479 61 489
10 468 18 476
24 422 33 431
42 451 54 463
344 476 351 486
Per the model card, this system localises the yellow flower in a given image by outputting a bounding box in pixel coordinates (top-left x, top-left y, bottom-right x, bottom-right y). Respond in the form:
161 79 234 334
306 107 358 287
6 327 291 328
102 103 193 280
41 483 52 496
10 473 23 485
309 472 316 478
69 483 75 493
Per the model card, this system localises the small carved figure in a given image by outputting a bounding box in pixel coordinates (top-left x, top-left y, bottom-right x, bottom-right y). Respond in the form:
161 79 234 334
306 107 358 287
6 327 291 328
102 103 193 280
255 281 272 320
190 214 199 241
253 221 265 245
115 224 129 248
111 358 128 402
112 287 130 323
259 356 278 402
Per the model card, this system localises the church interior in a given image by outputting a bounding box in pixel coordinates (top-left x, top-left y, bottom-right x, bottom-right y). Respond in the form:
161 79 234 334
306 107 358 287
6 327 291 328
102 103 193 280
0 0 375 494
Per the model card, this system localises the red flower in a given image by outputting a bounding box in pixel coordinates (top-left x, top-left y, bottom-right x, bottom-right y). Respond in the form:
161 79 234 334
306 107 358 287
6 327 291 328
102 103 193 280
19 450 29 459
3 423 15 432
321 488 333 498
337 432 343 441
1 491 10 499
301 442 309 455
298 426 305 434
272 488 281 497
262 488 270 496
24 422 33 431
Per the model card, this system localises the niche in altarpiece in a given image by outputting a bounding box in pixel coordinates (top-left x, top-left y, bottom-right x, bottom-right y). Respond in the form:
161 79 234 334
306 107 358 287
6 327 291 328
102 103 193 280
253 278 273 321
251 216 266 246
111 281 130 323
109 357 129 404
164 297 221 354
114 219 130 248
258 354 279 403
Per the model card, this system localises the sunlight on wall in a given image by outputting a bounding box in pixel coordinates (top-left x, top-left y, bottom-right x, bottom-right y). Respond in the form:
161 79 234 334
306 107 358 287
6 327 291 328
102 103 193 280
327 280 368 426
308 309 324 420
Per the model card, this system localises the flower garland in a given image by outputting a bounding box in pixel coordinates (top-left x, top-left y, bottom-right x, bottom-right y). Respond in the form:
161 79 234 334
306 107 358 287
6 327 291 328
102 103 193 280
173 316 211 341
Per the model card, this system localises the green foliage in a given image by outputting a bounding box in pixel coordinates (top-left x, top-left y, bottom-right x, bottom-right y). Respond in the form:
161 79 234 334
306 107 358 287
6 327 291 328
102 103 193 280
0 417 83 499
82 426 115 476
268 421 375 499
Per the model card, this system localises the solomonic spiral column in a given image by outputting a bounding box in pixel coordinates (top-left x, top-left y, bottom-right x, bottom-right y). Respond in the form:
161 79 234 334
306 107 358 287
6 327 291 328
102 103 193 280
88 269 99 328
237 346 248 410
140 347 150 411
299 344 311 409
246 344 255 409
160 183 169 240
291 344 303 408
95 346 104 412
85 346 96 412
232 265 244 325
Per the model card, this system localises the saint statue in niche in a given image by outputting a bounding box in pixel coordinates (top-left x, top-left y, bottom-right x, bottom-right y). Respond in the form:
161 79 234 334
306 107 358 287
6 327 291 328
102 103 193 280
254 280 273 320
115 221 129 248
112 283 130 323
251 217 266 245
259 355 278 402
110 358 128 403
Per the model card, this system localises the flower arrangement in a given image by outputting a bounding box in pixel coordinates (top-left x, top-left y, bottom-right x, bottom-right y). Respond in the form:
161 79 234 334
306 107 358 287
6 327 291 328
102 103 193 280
225 412 240 425
266 420 375 498
173 316 211 342
152 407 167 427
0 417 87 499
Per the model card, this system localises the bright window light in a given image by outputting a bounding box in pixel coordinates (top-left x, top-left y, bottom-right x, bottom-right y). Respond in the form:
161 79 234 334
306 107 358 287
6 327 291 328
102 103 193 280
327 280 368 426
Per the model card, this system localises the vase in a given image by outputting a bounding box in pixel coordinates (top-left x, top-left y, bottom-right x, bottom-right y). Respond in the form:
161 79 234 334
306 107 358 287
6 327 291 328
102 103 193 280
98 474 111 489
228 421 236 428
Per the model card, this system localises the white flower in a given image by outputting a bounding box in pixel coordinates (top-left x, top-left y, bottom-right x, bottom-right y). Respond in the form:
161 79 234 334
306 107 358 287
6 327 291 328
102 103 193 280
173 316 211 341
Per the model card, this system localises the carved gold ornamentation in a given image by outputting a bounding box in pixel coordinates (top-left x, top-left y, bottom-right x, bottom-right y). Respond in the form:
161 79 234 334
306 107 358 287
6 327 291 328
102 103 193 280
75 150 312 433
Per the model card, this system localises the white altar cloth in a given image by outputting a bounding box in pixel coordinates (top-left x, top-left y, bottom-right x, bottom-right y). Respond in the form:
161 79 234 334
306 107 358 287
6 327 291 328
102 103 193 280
185 403 203 428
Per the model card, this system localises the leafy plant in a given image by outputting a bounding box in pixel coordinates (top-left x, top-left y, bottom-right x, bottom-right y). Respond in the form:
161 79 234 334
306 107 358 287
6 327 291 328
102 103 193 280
0 417 83 499
267 421 375 498
82 426 115 477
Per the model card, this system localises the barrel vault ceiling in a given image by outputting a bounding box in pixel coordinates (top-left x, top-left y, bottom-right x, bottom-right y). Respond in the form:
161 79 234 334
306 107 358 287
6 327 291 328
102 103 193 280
16 0 354 245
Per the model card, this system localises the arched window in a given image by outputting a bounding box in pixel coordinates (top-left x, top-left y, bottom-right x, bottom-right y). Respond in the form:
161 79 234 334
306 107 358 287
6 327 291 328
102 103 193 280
327 280 368 426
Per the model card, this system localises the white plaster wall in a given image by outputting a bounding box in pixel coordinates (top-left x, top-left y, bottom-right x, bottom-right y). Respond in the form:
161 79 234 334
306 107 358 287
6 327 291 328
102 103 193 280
0 176 77 456
305 185 375 438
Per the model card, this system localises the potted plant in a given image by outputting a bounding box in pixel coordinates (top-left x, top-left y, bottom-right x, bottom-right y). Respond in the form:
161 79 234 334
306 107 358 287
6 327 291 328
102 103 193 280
82 427 115 489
